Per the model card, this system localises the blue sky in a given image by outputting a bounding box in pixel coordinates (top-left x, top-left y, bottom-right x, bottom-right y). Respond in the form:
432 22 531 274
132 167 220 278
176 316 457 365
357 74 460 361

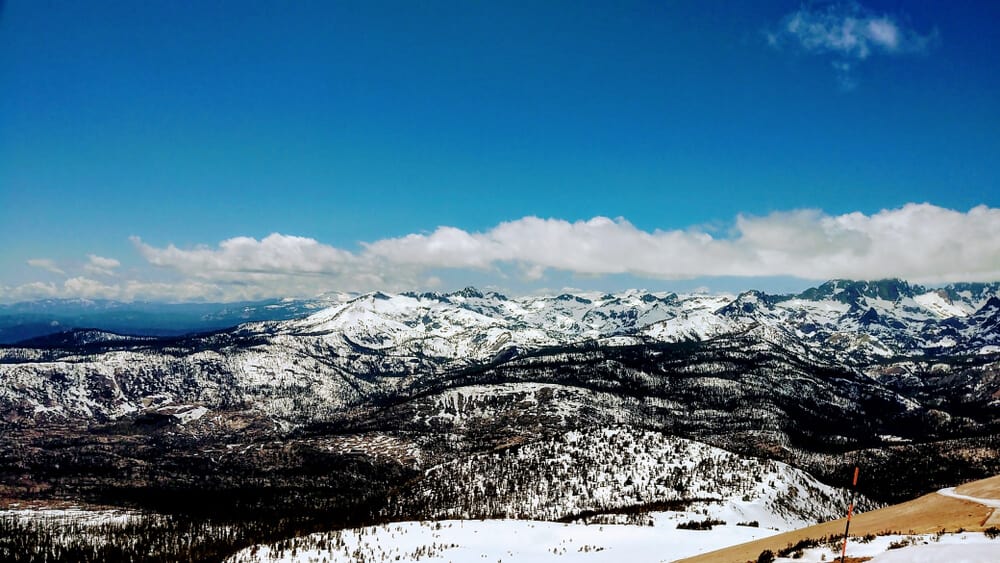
2 1 999 301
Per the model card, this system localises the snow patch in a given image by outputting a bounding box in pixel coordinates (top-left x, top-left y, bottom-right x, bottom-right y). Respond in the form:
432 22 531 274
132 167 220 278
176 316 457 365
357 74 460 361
774 532 1000 563
915 291 971 318
225 518 777 563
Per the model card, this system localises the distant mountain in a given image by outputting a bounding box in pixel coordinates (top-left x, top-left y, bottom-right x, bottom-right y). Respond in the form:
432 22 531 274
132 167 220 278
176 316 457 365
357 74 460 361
0 294 356 344
3 279 1000 436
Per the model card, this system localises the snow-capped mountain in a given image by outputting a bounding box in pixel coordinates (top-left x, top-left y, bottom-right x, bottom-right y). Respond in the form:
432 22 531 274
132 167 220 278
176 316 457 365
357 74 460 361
1 279 998 425
282 279 1000 362
275 279 1000 359
0 278 998 534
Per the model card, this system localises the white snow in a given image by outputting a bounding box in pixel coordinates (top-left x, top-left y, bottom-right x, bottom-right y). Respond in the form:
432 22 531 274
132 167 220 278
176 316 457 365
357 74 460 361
0 506 142 526
774 532 1000 563
173 405 208 424
914 291 972 318
227 524 1000 563
395 426 866 530
877 434 911 444
225 518 778 563
926 336 958 348
4 285 1000 424
869 540 999 563
937 487 1000 509
777 298 850 317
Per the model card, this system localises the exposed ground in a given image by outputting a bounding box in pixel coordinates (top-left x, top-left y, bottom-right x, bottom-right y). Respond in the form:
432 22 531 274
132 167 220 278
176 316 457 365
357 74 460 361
676 473 1000 563
956 474 1000 498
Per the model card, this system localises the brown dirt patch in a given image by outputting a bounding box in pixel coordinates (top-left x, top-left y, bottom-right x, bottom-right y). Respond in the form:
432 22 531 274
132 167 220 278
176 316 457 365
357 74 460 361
955 474 1000 499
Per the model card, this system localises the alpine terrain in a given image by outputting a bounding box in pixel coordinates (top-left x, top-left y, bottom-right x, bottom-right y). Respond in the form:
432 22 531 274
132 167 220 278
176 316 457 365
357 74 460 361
1 279 999 561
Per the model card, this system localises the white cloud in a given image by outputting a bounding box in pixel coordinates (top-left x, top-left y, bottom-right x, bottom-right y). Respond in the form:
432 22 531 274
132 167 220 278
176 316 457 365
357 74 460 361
26 258 65 275
5 203 1000 303
129 233 426 298
866 17 900 50
769 2 936 87
136 203 1000 292
114 280 238 303
131 233 357 278
775 2 933 58
1 281 61 301
365 204 1000 283
0 279 119 302
83 254 121 277
62 277 121 300
0 277 281 303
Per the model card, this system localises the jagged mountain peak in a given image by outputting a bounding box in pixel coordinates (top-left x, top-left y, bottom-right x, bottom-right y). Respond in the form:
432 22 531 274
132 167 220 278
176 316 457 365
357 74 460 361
400 290 451 303
977 295 1000 314
556 293 593 304
938 282 1000 303
799 278 920 305
716 290 774 317
972 296 1000 330
858 307 882 326
452 286 485 299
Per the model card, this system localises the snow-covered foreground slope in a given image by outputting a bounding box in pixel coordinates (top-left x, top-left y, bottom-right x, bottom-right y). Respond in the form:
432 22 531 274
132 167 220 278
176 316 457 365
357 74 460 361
224 518 779 563
225 524 1000 563
776 532 1000 563
224 428 872 562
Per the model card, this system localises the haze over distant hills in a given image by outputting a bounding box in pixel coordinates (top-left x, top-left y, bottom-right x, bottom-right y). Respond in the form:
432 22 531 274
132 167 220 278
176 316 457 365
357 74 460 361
0 296 348 344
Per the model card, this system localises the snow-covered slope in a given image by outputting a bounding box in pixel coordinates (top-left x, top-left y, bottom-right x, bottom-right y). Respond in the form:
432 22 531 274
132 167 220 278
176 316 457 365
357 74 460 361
393 426 871 528
223 427 876 563
224 518 776 563
286 280 1000 362
2 280 999 426
224 526 1000 563
282 280 1000 363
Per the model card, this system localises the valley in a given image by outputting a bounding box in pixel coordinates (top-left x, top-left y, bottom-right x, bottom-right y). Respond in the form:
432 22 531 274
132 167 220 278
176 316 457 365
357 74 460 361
1 279 999 561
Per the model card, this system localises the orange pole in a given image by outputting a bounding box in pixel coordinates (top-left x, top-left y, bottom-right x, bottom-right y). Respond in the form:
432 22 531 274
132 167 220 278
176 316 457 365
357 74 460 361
840 466 860 563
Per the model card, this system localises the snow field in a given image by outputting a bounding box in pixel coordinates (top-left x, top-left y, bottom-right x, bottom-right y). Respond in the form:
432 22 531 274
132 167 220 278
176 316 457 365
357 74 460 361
226 521 1000 563
773 532 1000 563
225 517 779 563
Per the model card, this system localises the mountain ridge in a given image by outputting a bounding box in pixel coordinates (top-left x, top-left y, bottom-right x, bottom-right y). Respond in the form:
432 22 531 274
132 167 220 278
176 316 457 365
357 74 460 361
1 278 998 543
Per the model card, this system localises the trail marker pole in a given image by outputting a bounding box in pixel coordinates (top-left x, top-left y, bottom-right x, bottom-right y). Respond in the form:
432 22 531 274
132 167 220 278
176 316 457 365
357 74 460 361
840 465 859 563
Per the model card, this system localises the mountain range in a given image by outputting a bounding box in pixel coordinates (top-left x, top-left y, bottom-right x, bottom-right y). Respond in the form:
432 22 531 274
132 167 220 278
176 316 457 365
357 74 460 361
1 279 999 561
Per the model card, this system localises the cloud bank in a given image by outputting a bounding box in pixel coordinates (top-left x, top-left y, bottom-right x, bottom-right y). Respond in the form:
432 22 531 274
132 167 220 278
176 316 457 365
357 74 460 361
768 1 937 89
364 204 1000 283
3 204 999 302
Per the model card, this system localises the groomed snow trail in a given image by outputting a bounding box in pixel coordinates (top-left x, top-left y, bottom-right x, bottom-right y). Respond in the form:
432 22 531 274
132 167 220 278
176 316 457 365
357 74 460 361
937 487 1000 509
